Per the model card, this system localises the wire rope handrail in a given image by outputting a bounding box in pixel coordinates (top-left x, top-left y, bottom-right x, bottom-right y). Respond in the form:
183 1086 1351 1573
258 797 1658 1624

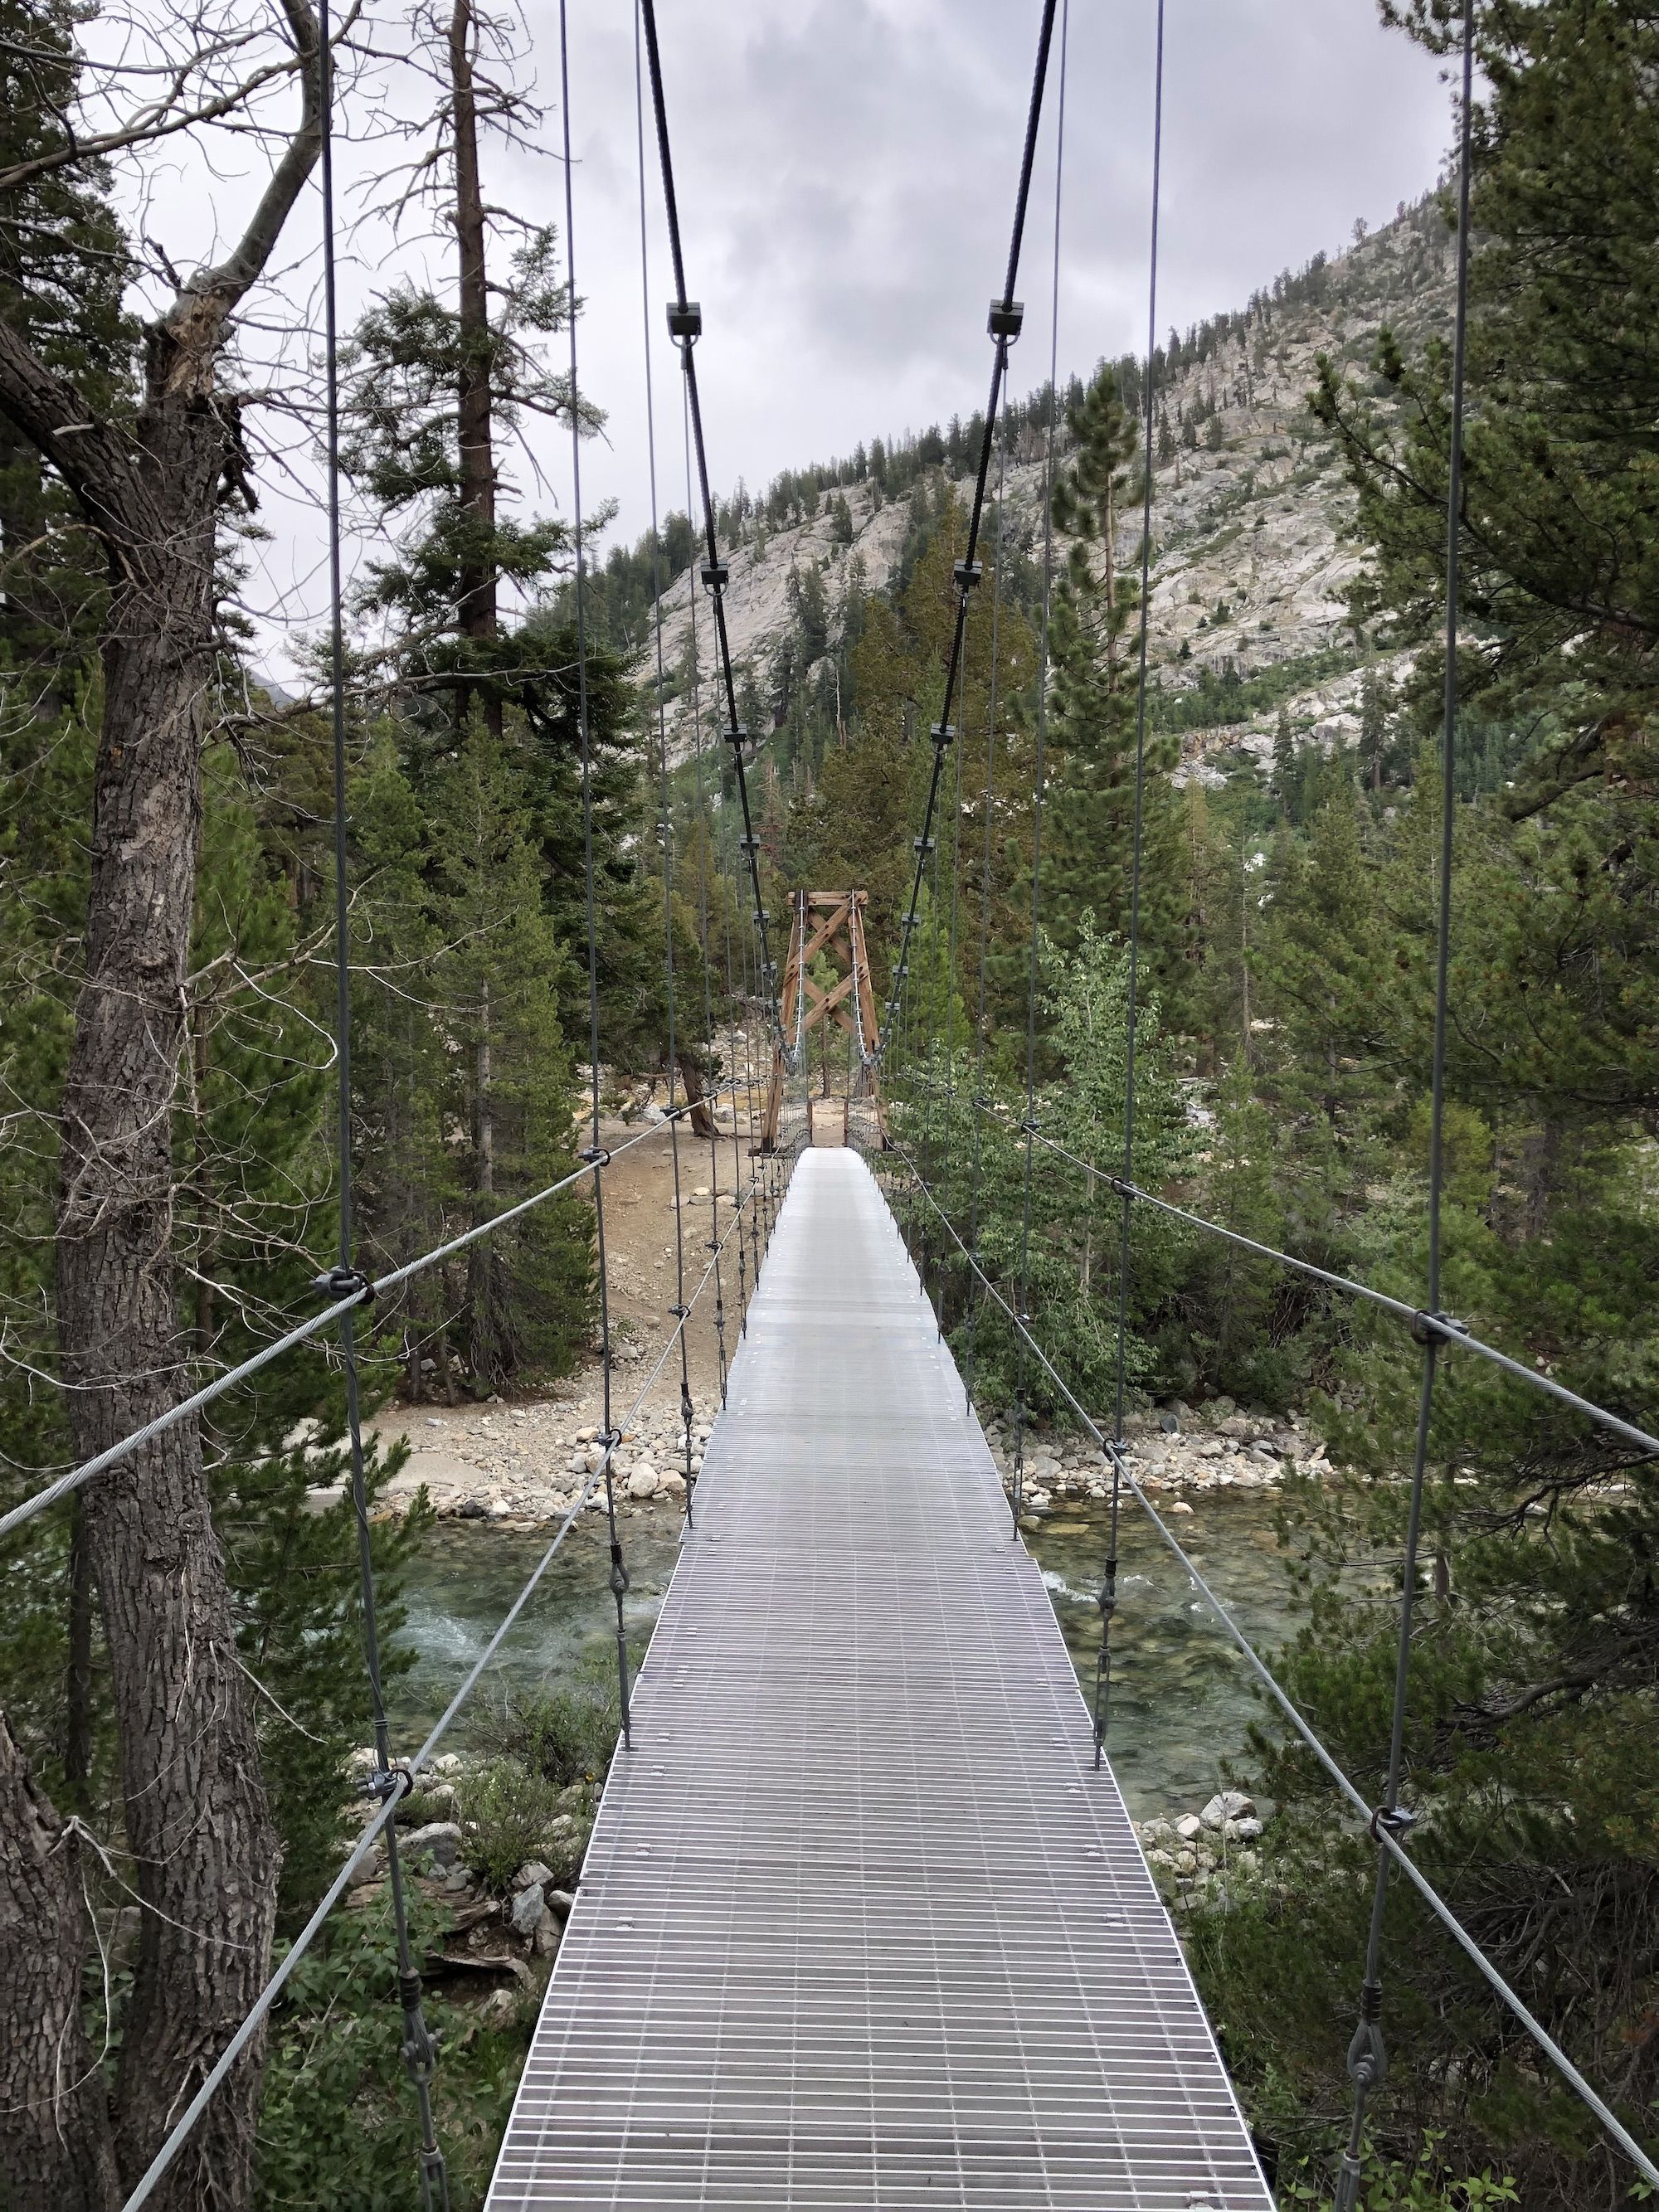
865 1126 1659 2196
953 1109 1659 1460
0 1080 750 1548
118 1123 805 2212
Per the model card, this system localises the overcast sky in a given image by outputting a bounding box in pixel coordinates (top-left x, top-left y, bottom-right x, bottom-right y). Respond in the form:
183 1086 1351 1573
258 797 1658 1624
212 0 1457 668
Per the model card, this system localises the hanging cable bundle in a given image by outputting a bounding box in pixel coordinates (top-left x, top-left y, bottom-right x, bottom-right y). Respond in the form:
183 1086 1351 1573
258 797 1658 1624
633 0 698 1522
560 0 632 1753
315 5 450 2199
1008 0 1068 1531
638 0 785 1057
876 0 1060 1072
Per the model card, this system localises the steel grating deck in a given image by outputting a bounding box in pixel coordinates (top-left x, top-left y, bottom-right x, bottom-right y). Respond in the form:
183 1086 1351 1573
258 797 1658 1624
485 1149 1272 2210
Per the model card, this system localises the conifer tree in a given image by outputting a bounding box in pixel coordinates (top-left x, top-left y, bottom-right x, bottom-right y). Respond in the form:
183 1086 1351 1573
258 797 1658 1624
1039 365 1187 1011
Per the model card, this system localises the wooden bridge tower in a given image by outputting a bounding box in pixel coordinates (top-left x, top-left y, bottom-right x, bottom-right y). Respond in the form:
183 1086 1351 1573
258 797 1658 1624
761 891 888 1150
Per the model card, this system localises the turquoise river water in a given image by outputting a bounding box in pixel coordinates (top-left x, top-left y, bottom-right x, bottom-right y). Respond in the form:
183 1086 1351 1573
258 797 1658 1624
391 1484 1306 1822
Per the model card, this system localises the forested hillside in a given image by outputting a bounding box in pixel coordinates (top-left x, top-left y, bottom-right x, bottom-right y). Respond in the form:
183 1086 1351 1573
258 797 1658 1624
0 0 1654 2206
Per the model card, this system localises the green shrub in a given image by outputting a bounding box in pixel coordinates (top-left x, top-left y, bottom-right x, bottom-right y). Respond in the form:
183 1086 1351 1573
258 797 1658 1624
471 1676 620 1790
455 1760 562 1894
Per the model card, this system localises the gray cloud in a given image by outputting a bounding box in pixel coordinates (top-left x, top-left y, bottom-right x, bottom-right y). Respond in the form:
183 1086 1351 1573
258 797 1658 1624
517 0 1452 555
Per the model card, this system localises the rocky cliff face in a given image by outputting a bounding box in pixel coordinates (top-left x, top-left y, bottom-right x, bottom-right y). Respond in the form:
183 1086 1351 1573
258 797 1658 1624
646 193 1455 782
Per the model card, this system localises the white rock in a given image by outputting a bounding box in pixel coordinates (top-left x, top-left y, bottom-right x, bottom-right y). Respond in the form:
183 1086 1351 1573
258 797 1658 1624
625 1468 659 1500
513 1860 555 1890
1175 1813 1204 1841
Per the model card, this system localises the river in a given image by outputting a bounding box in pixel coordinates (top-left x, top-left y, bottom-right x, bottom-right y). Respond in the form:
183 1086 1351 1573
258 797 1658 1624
391 1481 1306 1822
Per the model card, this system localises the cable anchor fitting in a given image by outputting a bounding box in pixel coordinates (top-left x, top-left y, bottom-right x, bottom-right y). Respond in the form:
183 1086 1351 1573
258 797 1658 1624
1370 1801 1418 1845
314 1264 375 1305
1410 1308 1469 1348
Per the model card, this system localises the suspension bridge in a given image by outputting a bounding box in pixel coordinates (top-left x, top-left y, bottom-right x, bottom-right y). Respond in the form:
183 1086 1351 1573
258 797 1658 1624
489 1146 1267 2210
7 0 1658 2204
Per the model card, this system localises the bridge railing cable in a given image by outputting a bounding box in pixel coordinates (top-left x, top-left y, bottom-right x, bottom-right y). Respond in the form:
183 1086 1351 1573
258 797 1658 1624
637 0 785 1057
115 1149 799 2212
966 1100 1659 1461
862 1125 1659 2197
0 1081 747 1548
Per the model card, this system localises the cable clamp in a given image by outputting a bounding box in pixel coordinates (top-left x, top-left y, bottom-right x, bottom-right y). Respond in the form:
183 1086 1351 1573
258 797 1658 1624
899 912 918 935
666 299 702 341
358 1760 410 1804
1370 1801 1418 1845
398 1967 440 2088
699 558 728 594
1345 1977 1388 2093
987 299 1024 340
314 1265 375 1306
609 1537 630 1598
722 721 749 749
579 1145 611 1169
930 722 957 750
1019 1115 1039 1135
737 834 761 857
912 834 937 854
669 1302 690 1320
953 559 983 591
1410 1309 1468 1348
1107 1173 1133 1200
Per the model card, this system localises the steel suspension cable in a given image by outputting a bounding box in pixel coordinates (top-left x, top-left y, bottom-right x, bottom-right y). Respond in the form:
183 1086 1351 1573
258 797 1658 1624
315 4 450 2194
119 1168 761 2212
975 1112 1659 1458
1010 0 1068 1530
561 0 632 1754
1095 0 1166 1772
961 433 1010 1414
1335 9 1472 2198
681 386 731 1407
875 0 1061 1063
634 0 698 1522
862 1124 1659 2195
637 0 783 1053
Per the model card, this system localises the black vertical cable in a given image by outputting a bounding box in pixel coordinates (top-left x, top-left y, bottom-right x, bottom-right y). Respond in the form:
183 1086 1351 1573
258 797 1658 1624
1010 0 1068 1530
875 0 1059 1062
1334 9 1474 2204
681 393 729 1408
560 0 631 1753
634 0 697 1523
639 0 783 1051
317 5 449 2200
961 436 1009 1417
1096 0 1165 1768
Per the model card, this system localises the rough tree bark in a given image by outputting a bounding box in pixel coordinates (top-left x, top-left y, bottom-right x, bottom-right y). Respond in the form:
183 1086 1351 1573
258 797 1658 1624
0 7 323 2202
0 1716 121 2209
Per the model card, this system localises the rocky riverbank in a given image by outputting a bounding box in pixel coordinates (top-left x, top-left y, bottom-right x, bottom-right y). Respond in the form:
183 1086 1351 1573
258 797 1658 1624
305 1385 1328 1528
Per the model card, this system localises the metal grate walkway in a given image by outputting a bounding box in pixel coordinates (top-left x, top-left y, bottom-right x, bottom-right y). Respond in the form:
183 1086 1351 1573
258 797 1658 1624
486 1149 1272 2210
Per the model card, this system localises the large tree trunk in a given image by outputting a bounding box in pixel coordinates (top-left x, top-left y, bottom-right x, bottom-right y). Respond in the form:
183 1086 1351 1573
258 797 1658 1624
0 1714 121 2208
52 399 280 2209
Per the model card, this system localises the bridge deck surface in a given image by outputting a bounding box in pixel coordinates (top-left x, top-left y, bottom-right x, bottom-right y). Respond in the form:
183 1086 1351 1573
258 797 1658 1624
486 1150 1270 2210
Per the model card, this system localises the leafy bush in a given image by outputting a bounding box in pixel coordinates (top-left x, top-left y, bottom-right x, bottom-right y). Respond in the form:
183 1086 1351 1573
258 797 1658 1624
455 1759 563 1894
471 1678 619 1791
255 1900 528 2210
